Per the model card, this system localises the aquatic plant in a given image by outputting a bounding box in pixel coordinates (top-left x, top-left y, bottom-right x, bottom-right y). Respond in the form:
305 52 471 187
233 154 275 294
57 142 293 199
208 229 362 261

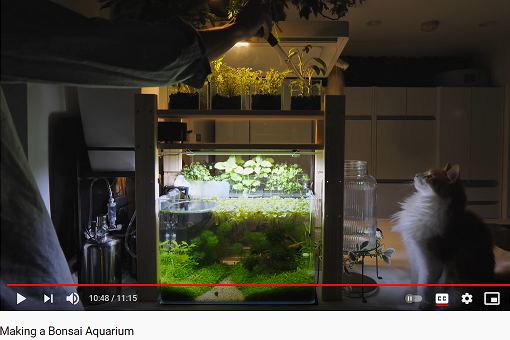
215 155 276 194
210 197 311 225
230 265 315 302
267 163 310 193
160 263 232 301
159 240 200 279
180 162 214 181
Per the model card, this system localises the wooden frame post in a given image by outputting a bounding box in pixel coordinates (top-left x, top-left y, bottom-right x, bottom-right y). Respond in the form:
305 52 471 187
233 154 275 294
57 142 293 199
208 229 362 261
321 95 345 301
134 94 159 301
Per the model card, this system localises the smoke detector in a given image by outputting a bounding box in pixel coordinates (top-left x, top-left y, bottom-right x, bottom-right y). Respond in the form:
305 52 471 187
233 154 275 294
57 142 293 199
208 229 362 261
421 20 439 32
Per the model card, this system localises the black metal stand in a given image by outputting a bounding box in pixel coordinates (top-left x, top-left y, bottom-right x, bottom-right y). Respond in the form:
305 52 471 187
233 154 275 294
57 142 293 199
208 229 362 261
343 241 383 303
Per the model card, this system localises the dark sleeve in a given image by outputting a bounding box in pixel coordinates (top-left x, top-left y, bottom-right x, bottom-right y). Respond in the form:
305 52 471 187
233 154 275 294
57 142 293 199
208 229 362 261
0 0 210 89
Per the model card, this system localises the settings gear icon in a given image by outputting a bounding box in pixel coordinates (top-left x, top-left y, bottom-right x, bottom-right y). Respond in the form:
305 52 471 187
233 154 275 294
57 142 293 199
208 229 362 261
461 293 473 304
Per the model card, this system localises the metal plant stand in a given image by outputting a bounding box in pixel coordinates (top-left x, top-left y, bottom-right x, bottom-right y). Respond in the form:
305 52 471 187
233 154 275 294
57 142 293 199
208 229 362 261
343 241 383 303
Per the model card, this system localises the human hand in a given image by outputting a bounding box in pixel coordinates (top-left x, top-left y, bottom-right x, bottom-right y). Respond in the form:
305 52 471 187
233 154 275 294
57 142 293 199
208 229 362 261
232 0 273 40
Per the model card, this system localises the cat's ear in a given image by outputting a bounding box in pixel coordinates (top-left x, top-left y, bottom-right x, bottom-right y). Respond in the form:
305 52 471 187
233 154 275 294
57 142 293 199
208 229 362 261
443 162 452 171
447 164 460 183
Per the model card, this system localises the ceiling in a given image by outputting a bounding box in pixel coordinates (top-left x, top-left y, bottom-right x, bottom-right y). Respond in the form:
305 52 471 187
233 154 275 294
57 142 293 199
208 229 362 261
56 0 510 58
283 0 510 57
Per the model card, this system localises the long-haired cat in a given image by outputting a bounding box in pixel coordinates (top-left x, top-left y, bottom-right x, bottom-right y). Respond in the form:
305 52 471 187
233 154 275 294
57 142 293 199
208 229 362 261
392 163 495 310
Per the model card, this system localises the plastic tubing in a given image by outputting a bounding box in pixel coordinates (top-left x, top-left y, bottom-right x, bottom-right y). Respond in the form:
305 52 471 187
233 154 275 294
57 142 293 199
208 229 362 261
87 178 113 240
125 211 137 258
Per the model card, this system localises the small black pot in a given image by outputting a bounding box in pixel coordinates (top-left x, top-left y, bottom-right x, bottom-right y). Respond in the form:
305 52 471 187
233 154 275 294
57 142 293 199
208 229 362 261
251 94 281 110
290 95 321 110
168 92 199 109
211 95 241 110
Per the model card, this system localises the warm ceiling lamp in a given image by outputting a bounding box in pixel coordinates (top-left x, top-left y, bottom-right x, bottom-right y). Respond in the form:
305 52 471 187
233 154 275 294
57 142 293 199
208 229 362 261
421 20 439 32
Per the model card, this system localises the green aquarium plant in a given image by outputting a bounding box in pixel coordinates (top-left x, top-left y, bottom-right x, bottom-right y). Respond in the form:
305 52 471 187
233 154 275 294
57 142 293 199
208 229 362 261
180 162 214 181
267 163 310 194
214 155 272 194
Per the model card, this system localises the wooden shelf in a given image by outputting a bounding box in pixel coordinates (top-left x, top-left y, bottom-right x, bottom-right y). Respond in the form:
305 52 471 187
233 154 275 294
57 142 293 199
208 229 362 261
157 109 324 120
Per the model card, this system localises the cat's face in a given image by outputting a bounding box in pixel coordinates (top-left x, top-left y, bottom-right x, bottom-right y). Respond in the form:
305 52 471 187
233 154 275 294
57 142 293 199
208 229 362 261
414 163 460 198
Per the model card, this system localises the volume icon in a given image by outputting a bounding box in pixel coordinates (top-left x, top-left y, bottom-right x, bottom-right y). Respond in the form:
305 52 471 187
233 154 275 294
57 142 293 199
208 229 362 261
66 292 80 305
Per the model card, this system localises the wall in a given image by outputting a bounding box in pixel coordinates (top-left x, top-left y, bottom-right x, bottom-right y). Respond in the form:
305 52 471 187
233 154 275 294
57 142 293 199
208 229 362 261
2 84 28 158
26 84 68 214
472 38 510 218
52 0 110 20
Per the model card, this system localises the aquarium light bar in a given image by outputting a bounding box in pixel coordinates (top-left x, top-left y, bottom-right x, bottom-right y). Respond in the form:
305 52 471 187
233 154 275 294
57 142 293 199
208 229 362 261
161 150 323 157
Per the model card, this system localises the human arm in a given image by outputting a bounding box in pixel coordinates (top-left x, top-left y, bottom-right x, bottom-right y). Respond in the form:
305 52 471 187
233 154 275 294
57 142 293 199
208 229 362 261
197 0 273 62
1 0 272 89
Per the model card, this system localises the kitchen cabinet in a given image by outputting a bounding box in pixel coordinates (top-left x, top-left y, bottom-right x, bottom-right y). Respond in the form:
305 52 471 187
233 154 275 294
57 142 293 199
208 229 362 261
407 87 437 117
345 120 372 173
438 87 472 178
470 87 504 180
375 87 406 116
439 87 503 181
343 87 373 116
376 120 436 179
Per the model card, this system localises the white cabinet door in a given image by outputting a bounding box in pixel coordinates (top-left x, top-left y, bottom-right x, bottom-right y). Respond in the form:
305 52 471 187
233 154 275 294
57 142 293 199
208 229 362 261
377 183 416 219
344 87 373 116
439 87 472 179
345 120 372 170
407 88 437 116
375 87 406 116
470 87 504 180
376 120 436 179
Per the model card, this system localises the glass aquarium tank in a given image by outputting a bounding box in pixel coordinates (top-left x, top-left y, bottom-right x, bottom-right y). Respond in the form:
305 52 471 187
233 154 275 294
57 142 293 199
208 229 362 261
158 155 319 304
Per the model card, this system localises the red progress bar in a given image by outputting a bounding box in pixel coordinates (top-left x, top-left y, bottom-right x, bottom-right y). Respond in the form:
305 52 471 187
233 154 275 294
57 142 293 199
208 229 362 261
7 283 510 287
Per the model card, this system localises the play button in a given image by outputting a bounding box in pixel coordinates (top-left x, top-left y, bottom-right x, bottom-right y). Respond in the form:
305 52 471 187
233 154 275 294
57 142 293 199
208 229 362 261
16 293 26 305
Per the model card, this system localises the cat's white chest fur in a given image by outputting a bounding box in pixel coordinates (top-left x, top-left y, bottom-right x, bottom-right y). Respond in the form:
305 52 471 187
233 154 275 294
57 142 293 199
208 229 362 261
392 191 450 241
392 190 451 308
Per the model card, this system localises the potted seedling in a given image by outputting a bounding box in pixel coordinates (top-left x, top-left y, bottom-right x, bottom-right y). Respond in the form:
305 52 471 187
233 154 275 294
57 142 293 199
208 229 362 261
251 68 290 110
209 58 255 110
168 83 200 109
287 45 326 110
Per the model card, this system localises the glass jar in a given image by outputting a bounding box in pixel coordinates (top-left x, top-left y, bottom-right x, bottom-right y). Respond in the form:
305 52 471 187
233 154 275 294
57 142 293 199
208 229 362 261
343 160 377 251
